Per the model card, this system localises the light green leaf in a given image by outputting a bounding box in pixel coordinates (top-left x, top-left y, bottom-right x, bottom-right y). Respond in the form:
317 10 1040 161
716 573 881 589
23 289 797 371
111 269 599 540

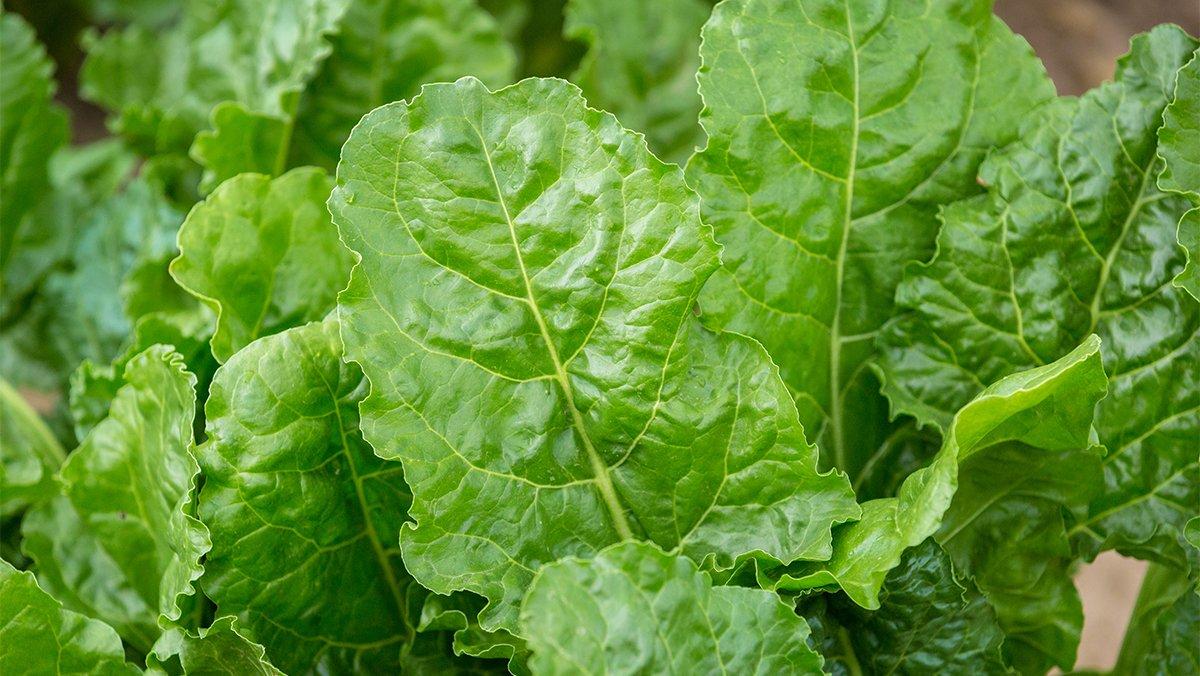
290 0 517 170
23 346 208 652
686 0 1054 481
565 0 707 163
331 76 858 633
800 539 1009 676
1160 50 1200 300
0 379 65 517
521 541 825 675
0 561 137 676
878 26 1200 573
148 616 283 676
776 337 1105 621
171 167 352 363
69 309 216 439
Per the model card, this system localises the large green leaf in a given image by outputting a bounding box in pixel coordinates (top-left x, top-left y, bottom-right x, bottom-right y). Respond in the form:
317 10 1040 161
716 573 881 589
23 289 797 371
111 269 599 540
0 12 69 313
878 26 1200 573
565 0 708 163
0 379 64 517
801 539 1008 676
331 76 858 633
0 561 137 676
520 542 825 674
1160 50 1200 300
22 346 208 652
686 0 1054 480
290 0 516 169
198 320 416 672
171 168 352 362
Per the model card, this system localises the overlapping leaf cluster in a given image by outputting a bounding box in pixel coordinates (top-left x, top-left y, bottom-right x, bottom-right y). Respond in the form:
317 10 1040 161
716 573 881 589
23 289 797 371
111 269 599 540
1 1 1196 674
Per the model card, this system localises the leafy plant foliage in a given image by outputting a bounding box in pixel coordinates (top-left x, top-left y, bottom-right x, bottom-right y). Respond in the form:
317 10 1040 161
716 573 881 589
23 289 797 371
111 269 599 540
0 1 1196 674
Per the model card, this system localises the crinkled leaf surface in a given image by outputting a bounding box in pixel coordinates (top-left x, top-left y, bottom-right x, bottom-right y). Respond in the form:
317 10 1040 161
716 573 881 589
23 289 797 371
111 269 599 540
1160 50 1200 300
23 346 208 652
0 378 65 517
0 561 137 676
520 542 825 675
69 309 215 439
777 337 1105 623
687 0 1054 480
290 0 516 170
878 26 1200 572
801 539 1008 676
171 168 352 362
199 319 430 673
332 76 858 633
565 0 707 163
148 616 283 676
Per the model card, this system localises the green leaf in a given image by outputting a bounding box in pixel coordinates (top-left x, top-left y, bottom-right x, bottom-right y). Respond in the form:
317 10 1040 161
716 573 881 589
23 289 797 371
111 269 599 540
148 616 283 676
69 309 216 439
198 319 415 672
1159 50 1200 300
800 539 1009 676
0 561 137 676
521 541 824 674
289 0 517 170
565 0 708 163
171 167 352 363
878 26 1200 573
331 76 858 633
686 0 1054 481
1114 562 1200 675
0 379 65 517
22 346 208 652
81 0 349 184
0 12 70 311
776 337 1105 617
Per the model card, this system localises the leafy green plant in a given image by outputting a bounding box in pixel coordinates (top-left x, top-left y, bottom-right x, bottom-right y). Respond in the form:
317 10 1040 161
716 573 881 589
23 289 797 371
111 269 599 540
0 1 1196 674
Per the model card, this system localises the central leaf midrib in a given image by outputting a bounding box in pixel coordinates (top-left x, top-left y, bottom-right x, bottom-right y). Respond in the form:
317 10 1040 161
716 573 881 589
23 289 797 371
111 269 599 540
470 121 635 541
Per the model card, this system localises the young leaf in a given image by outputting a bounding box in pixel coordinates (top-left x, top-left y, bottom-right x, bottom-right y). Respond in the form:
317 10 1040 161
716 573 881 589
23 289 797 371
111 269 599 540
0 561 137 676
878 26 1200 572
1113 562 1199 676
290 0 517 169
565 0 708 163
331 76 858 633
776 337 1105 614
171 167 352 363
0 378 65 517
801 539 1009 675
520 542 825 674
687 0 1054 479
22 346 208 652
1159 50 1200 300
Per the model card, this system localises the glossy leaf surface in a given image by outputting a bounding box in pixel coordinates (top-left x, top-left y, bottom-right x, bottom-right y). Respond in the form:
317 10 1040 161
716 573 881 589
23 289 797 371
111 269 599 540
332 76 858 633
521 542 825 675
